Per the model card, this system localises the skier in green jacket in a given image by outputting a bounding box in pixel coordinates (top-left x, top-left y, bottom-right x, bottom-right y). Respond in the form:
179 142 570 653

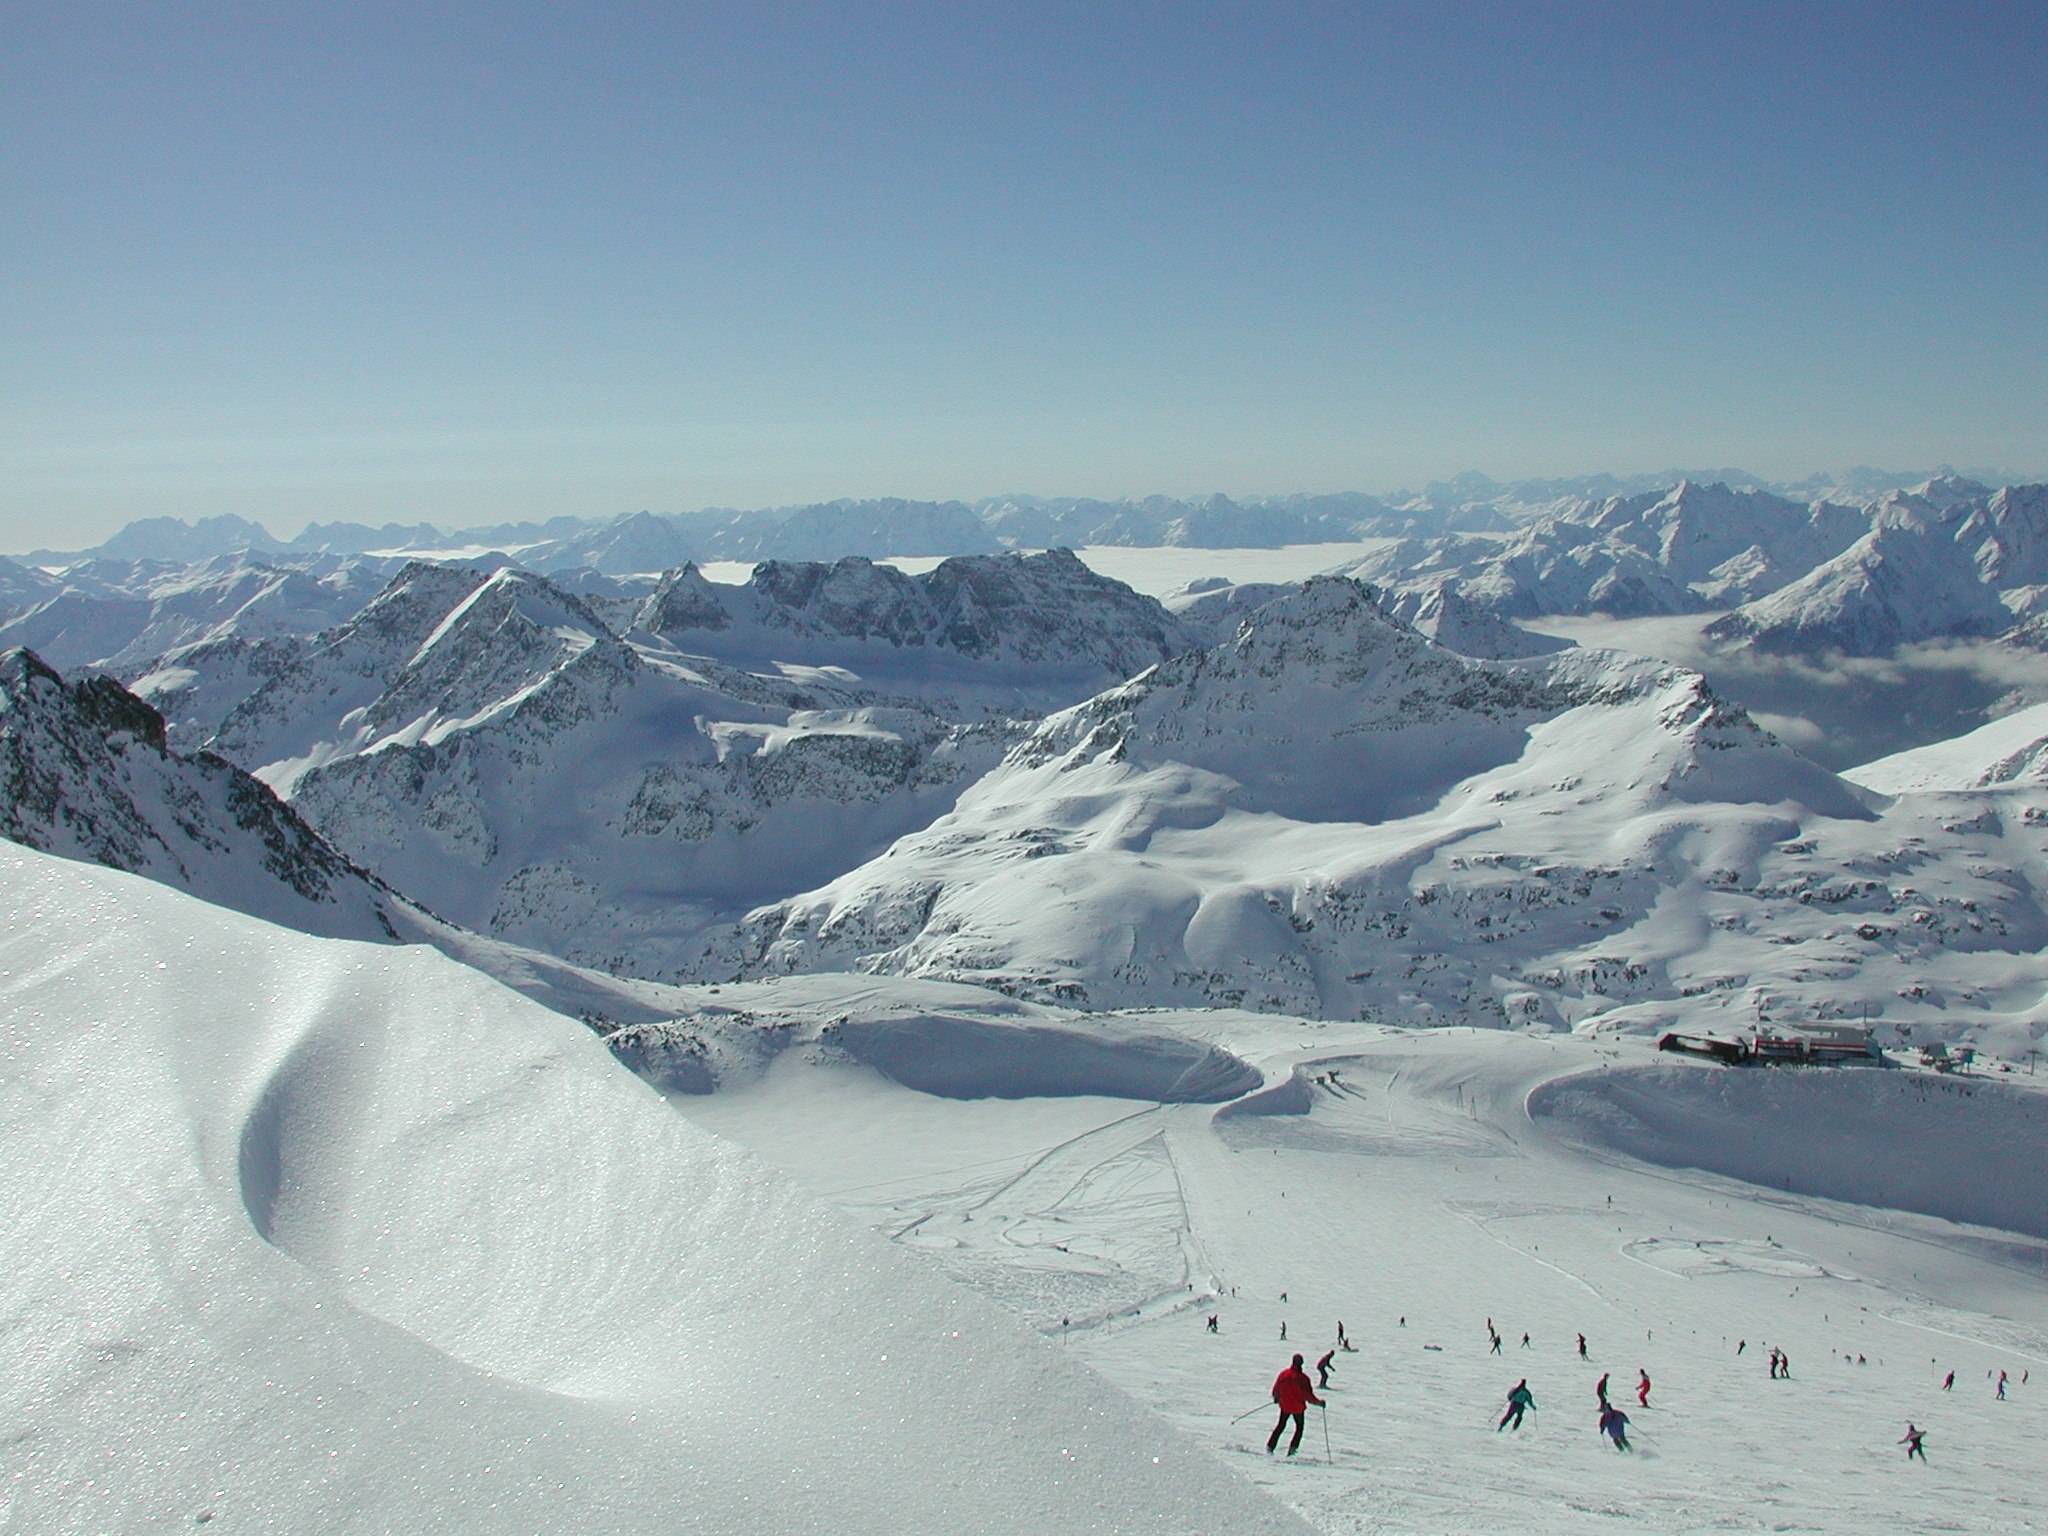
1497 1380 1535 1431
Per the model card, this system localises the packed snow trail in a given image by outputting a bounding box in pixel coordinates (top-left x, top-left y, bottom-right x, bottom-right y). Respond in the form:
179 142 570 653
682 1023 2048 1535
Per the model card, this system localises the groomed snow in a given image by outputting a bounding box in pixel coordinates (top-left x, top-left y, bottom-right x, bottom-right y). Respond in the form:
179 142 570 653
0 844 1308 1535
680 1021 2048 1535
1530 1060 2048 1238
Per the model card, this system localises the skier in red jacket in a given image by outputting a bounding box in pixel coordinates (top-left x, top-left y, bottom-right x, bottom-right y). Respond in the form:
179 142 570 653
1267 1354 1324 1456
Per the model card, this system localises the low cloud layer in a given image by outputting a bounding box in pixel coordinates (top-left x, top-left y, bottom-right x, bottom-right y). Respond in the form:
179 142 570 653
1523 615 2048 771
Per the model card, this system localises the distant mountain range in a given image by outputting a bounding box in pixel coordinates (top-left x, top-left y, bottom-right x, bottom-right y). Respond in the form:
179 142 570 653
16 466 2032 569
1344 476 2048 658
8 527 2048 1065
4 465 2048 1068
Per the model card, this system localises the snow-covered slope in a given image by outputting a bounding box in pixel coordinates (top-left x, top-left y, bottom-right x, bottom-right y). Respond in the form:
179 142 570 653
715 579 1874 1013
680 1019 2048 1536
1709 485 2048 654
123 554 1202 980
0 553 392 675
0 842 1307 1535
1845 700 2048 794
635 549 1200 693
606 971 1264 1101
701 579 2048 1057
0 647 404 942
1340 481 1867 621
268 565 1011 975
1341 480 2048 657
1529 1060 2048 1238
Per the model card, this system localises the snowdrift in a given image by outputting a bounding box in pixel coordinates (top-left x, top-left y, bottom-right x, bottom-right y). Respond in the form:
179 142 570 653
0 845 1305 1535
826 1011 1261 1101
1529 1062 2048 1239
602 973 1264 1102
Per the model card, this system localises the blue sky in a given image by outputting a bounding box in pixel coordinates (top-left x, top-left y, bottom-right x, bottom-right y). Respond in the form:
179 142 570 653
3 1 2044 543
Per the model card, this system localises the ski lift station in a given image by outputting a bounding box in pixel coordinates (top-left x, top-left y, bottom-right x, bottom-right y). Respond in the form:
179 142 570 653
1657 1023 1882 1067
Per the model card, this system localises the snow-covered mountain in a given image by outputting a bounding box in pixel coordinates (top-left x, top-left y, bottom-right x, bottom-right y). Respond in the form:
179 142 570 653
1 643 946 1036
634 548 1200 693
129 552 1200 979
713 578 1858 1003
975 490 1421 547
1165 574 1568 661
1343 478 2048 662
1374 579 1573 660
1341 481 1868 620
1708 483 2048 654
699 578 2048 1057
0 551 396 675
1843 699 2048 795
0 646 404 941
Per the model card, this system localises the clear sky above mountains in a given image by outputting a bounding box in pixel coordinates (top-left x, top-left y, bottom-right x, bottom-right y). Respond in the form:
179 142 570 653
3 1 2044 545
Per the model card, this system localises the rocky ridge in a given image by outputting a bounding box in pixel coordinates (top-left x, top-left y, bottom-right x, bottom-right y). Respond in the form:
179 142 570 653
123 552 1206 979
0 646 402 941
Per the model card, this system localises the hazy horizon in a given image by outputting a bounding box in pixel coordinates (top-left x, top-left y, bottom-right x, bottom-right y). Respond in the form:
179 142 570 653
13 461 2048 558
5 5 2043 549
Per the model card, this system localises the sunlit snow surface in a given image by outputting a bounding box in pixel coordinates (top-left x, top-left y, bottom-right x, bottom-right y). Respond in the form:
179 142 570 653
681 1022 2048 1536
0 845 1307 1535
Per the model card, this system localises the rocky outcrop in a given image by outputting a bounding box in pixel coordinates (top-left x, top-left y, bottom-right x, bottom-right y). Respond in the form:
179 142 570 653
0 648 403 941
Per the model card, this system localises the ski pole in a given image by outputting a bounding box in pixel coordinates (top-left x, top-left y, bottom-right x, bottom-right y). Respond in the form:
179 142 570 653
1230 1401 1274 1425
1320 1402 1332 1462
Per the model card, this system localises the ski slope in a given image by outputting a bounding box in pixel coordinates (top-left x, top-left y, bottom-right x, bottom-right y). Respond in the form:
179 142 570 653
680 1019 2048 1535
0 844 1308 1536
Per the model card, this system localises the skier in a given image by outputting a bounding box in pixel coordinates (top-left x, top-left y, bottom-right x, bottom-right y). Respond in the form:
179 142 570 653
1778 1350 1790 1379
1490 1330 1503 1355
1998 1370 2008 1400
1636 1369 1651 1408
1266 1354 1324 1457
1736 1339 1746 1356
1595 1372 1610 1409
1336 1320 1347 1348
1520 1332 1531 1349
1942 1370 1954 1391
1577 1333 1588 1360
1316 1349 1336 1390
1206 1314 1219 1334
1900 1423 1926 1461
1280 1321 1288 1341
1598 1403 1631 1452
1497 1380 1535 1432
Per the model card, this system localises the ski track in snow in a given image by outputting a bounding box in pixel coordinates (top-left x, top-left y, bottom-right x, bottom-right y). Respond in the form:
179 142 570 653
681 1028 2048 1535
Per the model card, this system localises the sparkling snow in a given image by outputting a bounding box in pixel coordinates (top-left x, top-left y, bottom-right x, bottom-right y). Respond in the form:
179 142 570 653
680 1020 2048 1535
0 845 1306 1535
